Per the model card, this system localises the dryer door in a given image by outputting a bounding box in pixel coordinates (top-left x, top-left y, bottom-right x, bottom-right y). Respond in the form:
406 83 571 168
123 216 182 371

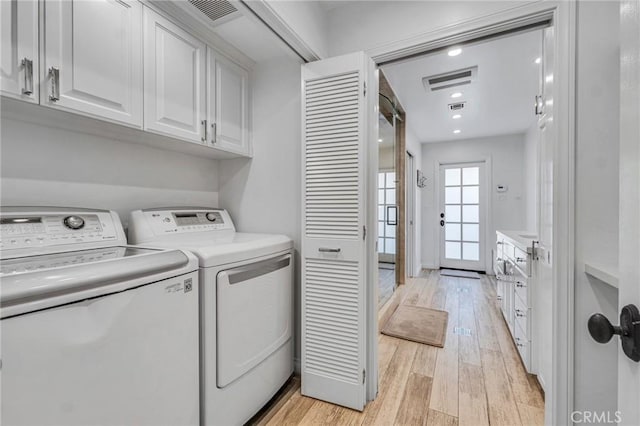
216 253 292 387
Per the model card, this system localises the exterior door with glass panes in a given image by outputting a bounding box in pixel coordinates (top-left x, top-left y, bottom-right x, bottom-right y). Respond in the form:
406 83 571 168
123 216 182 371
439 163 485 271
378 171 396 263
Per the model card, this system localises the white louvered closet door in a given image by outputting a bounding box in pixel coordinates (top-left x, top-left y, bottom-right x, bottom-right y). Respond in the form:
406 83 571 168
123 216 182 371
301 52 377 411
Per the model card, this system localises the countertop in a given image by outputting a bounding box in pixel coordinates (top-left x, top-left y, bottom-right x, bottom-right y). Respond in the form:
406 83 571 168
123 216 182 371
496 230 538 253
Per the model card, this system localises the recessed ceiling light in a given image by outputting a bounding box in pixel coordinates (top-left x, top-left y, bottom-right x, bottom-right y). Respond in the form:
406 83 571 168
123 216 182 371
534 57 541 64
447 47 462 57
378 138 383 143
452 114 462 119
453 129 461 134
450 92 462 99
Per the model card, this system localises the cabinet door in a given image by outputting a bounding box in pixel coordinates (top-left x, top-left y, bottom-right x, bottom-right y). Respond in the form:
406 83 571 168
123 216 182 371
1 0 39 103
208 49 250 155
42 0 143 127
144 8 206 143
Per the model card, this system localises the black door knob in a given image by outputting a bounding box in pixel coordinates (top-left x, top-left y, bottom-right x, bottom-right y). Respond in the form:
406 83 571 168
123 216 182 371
440 220 445 226
440 213 445 218
588 304 640 362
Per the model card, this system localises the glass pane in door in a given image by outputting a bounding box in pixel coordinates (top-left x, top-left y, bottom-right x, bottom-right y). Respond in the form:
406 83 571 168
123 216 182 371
443 166 481 263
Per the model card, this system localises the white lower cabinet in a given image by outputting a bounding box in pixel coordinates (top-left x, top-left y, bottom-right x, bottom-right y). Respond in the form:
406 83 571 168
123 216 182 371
496 231 535 373
207 49 250 155
1 0 39 103
42 0 143 127
143 7 206 143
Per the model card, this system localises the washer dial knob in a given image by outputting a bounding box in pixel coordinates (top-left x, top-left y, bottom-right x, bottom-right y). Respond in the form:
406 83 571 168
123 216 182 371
63 215 85 230
205 212 217 222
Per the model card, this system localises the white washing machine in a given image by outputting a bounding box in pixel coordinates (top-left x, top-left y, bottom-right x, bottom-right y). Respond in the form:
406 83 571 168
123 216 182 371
0 207 200 426
128 207 294 426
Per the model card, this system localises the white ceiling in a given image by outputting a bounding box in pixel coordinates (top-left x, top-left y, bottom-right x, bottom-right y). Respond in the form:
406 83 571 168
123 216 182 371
382 29 543 143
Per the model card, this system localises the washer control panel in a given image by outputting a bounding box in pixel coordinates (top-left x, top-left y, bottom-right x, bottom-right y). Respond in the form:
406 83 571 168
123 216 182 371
0 210 120 251
141 209 235 236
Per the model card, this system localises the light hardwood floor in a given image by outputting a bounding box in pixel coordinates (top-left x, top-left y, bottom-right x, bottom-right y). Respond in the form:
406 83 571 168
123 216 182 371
256 270 544 426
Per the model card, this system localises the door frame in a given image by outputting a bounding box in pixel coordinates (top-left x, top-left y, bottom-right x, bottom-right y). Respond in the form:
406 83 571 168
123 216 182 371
366 3 576 421
252 0 576 418
437 160 490 273
406 151 416 277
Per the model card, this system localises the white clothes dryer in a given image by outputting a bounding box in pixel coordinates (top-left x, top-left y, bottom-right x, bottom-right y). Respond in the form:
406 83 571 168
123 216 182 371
0 207 200 426
128 207 294 426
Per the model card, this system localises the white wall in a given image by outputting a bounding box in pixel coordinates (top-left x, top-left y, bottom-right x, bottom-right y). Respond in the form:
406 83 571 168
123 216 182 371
218 54 303 366
573 0 620 416
260 0 329 59
0 116 219 225
325 1 535 57
523 121 539 231
420 133 526 271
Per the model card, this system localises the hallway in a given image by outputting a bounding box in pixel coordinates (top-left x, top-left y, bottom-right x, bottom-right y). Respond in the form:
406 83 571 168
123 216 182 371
259 271 544 425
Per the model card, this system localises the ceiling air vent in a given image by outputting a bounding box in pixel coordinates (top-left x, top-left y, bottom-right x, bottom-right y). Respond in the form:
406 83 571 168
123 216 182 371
188 0 239 24
449 102 466 111
422 66 478 91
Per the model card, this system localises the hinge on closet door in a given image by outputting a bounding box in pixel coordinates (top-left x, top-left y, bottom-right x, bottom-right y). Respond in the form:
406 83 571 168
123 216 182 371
363 82 366 97
362 369 366 384
363 225 366 241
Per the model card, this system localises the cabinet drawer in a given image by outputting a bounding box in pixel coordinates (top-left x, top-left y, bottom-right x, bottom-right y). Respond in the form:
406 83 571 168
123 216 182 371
514 276 529 306
502 240 515 261
513 246 530 276
515 321 531 371
514 292 531 338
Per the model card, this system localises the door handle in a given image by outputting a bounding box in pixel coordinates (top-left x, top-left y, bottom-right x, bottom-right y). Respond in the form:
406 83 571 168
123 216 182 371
211 122 217 144
440 220 445 227
318 247 341 253
588 304 640 362
201 120 207 143
49 67 60 102
21 58 33 95
386 206 397 225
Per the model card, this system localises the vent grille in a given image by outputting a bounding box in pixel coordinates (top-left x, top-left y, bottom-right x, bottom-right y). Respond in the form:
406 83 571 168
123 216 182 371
304 72 361 239
449 102 466 111
423 66 478 91
188 0 238 23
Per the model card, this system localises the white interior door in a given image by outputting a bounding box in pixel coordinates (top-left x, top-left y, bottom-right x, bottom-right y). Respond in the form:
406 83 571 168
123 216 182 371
535 26 554 409
439 162 485 271
301 51 377 411
617 0 640 422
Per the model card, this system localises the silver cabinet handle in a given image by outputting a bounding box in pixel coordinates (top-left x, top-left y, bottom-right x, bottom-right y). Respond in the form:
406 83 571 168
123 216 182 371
211 122 217 144
319 247 341 253
49 67 60 102
516 309 526 318
21 58 33 95
201 119 207 143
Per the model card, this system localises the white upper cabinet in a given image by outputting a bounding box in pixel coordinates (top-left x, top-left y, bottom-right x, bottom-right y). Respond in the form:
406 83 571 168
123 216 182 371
1 0 39 103
144 8 206 144
42 0 143 127
207 49 250 155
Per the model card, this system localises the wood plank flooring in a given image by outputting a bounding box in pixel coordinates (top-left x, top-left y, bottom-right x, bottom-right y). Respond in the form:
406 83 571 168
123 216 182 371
256 270 544 426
